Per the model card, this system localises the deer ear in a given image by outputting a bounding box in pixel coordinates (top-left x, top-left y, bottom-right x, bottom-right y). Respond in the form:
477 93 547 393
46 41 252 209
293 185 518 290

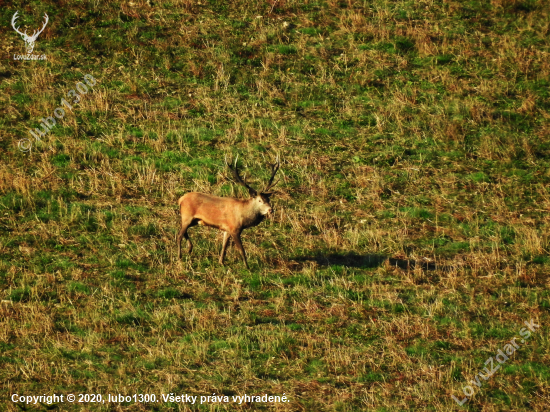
261 192 272 198
248 188 258 197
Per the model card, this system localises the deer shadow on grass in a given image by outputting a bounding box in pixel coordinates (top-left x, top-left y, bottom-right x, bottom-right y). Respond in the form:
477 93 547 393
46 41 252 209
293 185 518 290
289 251 441 271
290 252 386 269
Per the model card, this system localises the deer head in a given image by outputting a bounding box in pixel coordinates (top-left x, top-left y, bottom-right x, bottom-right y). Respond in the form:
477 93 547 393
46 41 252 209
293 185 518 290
226 154 280 215
12 11 49 55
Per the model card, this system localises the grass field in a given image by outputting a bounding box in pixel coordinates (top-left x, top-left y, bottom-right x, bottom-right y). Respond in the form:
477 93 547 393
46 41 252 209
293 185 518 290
1 0 549 410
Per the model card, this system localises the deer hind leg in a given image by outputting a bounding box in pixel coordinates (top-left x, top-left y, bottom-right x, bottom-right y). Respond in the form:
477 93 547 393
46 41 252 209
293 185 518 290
219 231 230 265
231 231 249 269
177 216 195 259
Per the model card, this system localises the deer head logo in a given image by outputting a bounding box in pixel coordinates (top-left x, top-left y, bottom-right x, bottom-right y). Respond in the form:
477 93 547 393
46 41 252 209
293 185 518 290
11 11 49 55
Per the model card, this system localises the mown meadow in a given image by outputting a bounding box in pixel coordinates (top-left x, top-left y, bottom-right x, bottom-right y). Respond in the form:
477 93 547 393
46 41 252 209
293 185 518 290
0 0 549 410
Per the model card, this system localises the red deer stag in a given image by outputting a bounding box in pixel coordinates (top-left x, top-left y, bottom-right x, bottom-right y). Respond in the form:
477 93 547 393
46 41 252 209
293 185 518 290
177 155 280 269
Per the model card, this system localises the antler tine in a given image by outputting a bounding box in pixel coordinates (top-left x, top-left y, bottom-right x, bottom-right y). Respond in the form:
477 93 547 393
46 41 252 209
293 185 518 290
263 154 280 192
225 155 257 196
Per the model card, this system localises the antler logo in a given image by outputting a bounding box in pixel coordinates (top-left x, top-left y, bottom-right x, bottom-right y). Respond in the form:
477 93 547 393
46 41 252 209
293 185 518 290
11 11 49 55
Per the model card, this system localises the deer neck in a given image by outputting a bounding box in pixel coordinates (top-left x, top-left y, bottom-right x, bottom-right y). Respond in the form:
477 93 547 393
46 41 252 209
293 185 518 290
241 199 266 229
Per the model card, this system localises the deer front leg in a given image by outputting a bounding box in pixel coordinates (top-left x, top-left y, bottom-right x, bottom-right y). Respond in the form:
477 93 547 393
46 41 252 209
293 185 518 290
231 231 249 269
219 231 230 265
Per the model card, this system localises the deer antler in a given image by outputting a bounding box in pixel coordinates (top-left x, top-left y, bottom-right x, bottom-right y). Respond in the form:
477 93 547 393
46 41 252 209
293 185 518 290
11 12 48 41
11 11 28 38
263 154 280 193
225 155 258 197
30 13 49 41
